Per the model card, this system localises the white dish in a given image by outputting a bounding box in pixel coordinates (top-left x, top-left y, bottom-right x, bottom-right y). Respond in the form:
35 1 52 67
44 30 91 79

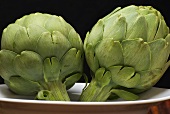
0 83 170 114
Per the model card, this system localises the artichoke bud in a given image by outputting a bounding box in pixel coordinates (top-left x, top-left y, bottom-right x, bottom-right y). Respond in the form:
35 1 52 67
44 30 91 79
0 13 84 101
82 5 170 101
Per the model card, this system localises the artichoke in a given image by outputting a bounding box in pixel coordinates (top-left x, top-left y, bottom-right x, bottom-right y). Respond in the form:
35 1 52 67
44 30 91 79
80 5 170 101
0 13 84 101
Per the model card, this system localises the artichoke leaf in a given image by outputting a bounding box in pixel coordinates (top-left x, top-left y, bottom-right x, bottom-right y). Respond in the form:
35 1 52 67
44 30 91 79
136 61 170 91
37 31 71 59
15 15 27 26
45 16 70 36
149 38 169 69
138 8 149 15
86 19 104 47
5 76 40 95
121 13 138 38
68 28 83 51
162 60 170 76
118 5 138 15
27 24 49 51
109 66 140 88
136 69 162 90
64 73 82 90
35 90 55 100
102 7 121 21
126 16 148 41
0 50 17 80
95 39 123 68
80 68 113 101
49 30 72 58
84 32 89 50
43 57 61 82
165 34 170 41
105 5 138 22
60 48 83 80
95 68 111 87
23 13 50 27
14 51 43 81
13 26 33 53
85 43 99 73
145 13 159 41
155 19 169 40
122 38 151 71
1 24 23 50
80 78 113 102
110 89 139 101
157 10 164 19
103 16 126 41
165 34 170 52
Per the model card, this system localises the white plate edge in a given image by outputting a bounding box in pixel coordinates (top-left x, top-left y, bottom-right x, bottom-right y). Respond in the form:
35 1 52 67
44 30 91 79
0 83 170 105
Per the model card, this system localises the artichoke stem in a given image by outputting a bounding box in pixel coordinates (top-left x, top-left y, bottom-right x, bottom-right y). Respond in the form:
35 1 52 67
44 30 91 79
79 80 112 101
37 81 70 101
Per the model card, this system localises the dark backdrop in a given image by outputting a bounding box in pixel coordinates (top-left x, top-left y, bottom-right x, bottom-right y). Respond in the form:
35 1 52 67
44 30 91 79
0 0 170 88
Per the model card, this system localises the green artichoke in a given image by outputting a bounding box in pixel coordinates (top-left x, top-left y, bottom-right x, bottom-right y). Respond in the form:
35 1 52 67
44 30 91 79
80 5 170 101
0 13 84 101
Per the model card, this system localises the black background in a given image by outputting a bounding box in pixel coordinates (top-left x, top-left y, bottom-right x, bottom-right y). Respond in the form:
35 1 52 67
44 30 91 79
0 0 170 88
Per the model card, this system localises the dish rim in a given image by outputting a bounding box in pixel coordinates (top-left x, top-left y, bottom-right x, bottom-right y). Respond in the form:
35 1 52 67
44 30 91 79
0 83 170 106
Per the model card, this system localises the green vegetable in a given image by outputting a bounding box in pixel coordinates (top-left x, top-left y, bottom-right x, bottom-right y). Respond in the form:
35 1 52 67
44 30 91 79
80 5 170 101
0 13 84 101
